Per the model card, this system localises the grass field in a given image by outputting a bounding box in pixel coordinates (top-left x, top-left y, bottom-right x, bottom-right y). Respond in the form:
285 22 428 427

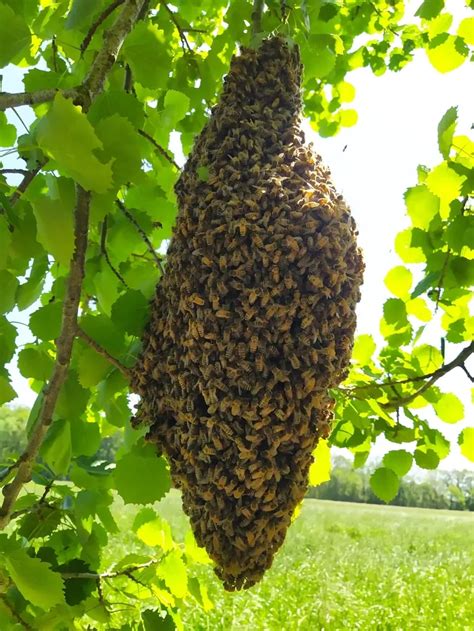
112 492 474 631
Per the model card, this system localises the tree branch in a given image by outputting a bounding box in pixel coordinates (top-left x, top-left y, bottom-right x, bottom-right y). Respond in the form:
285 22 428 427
138 129 180 169
0 88 81 112
76 325 132 380
161 2 192 53
383 341 474 409
0 2 146 529
83 0 148 102
115 199 165 274
101 216 127 286
81 0 126 54
252 0 265 36
0 187 90 530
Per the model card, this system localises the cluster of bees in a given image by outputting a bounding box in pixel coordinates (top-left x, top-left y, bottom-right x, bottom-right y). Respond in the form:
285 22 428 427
132 37 364 591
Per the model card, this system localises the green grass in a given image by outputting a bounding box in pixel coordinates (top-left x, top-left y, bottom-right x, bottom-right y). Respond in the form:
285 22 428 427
112 493 474 631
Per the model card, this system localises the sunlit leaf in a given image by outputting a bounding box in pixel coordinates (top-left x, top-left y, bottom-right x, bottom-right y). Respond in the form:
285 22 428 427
458 427 474 463
433 393 464 423
384 266 412 299
404 185 439 229
308 438 331 486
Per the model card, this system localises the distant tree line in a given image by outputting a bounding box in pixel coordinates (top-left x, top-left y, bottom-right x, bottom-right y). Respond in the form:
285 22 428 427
2 406 472 511
307 456 474 512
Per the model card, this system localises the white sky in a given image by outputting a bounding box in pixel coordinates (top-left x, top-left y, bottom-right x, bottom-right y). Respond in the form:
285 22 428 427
2 6 473 471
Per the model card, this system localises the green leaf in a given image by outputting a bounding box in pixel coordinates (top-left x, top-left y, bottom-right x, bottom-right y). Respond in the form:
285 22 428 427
414 446 439 469
433 393 464 423
162 90 191 129
77 346 111 388
426 34 467 73
157 551 188 599
415 0 444 20
384 266 412 299
111 289 149 337
5 550 65 610
123 22 172 89
56 372 89 419
142 609 176 631
308 438 331 486
137 517 174 551
0 373 16 405
40 419 71 475
94 114 145 187
65 0 99 29
340 109 358 127
406 298 432 322
0 111 16 146
352 334 376 364
29 302 62 341
16 256 49 310
18 346 54 381
0 270 18 313
458 427 474 463
32 178 74 266
411 271 439 298
458 16 474 45
412 344 443 372
405 185 439 229
0 3 31 68
70 418 101 457
88 91 145 128
114 445 171 504
0 215 12 270
36 94 113 193
301 35 336 79
370 467 399 503
437 107 457 159
382 450 413 476
0 316 16 364
425 161 465 204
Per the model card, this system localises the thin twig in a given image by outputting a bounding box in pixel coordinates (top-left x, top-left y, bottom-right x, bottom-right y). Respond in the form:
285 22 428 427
138 129 180 169
161 2 192 53
0 187 90 530
115 199 165 274
76 325 132 380
101 216 127 286
345 342 474 395
383 341 474 409
0 168 29 175
460 364 473 382
124 64 134 93
81 0 126 54
11 108 30 134
61 558 159 579
0 593 33 630
9 158 48 206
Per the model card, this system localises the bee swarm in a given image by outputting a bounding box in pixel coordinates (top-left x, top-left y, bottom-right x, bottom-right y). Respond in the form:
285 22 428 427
132 36 364 590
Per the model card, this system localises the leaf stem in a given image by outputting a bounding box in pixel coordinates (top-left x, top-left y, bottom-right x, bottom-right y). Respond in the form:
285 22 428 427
115 198 165 274
76 325 132 380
